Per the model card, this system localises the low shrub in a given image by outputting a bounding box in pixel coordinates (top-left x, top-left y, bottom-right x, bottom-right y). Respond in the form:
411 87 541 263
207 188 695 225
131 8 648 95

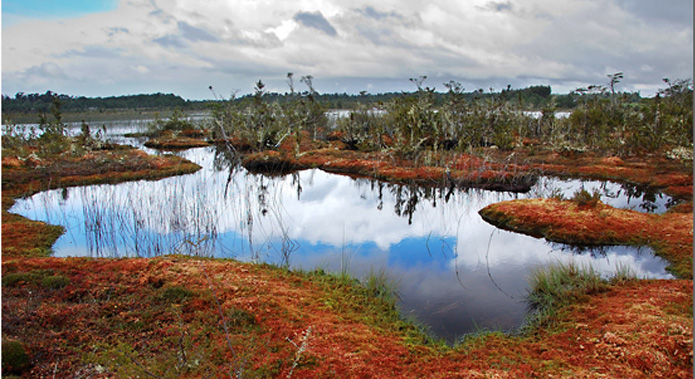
2 339 30 375
40 275 71 290
571 188 602 208
228 308 257 329
2 270 60 287
2 272 37 287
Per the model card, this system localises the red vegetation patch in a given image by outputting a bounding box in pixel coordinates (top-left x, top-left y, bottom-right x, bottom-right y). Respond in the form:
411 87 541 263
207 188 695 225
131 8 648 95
2 257 691 378
2 148 200 197
144 136 210 149
479 198 693 278
532 279 693 378
2 156 23 168
1 214 64 258
525 152 692 200
242 149 537 192
242 150 299 175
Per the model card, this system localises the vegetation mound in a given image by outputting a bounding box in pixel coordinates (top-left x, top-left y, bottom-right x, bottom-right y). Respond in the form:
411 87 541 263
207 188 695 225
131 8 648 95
479 198 693 278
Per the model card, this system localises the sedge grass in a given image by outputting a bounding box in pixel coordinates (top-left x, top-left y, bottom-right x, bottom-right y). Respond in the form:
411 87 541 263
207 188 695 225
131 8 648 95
525 261 606 328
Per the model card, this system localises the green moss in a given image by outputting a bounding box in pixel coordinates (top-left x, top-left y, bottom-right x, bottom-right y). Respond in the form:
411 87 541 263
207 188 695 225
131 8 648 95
3 270 70 291
2 269 53 286
228 308 257 329
2 272 38 287
158 285 195 303
2 339 30 375
41 275 71 290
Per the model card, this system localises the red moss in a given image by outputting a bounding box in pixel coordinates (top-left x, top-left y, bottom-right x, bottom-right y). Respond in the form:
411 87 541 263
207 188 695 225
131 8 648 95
144 136 210 149
2 256 690 377
526 151 692 200
480 198 693 278
325 130 345 141
245 149 535 191
211 137 255 152
599 156 625 166
242 150 299 175
2 156 23 168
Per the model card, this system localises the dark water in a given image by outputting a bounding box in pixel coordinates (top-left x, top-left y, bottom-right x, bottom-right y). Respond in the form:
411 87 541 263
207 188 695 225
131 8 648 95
9 123 675 344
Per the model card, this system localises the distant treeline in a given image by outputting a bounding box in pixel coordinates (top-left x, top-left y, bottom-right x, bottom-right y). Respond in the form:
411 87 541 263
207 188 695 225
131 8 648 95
1 92 207 115
2 85 642 116
230 85 642 109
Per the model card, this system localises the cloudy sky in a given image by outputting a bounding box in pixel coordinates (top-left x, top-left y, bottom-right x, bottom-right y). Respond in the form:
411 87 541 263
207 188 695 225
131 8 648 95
2 0 692 99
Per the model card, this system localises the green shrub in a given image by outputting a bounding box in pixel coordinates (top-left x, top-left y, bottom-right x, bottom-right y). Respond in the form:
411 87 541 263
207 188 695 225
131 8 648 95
40 275 70 290
572 188 602 208
212 77 328 154
2 272 37 287
2 270 65 288
2 339 30 375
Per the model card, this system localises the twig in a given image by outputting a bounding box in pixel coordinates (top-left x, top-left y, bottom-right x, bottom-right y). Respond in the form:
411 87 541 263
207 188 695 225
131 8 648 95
485 228 514 299
286 326 313 378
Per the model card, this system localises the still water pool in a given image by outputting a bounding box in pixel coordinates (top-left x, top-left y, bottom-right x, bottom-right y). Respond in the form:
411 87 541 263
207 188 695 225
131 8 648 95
11 140 674 344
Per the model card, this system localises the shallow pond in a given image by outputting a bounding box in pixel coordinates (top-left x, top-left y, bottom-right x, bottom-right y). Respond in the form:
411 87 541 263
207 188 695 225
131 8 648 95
9 122 675 344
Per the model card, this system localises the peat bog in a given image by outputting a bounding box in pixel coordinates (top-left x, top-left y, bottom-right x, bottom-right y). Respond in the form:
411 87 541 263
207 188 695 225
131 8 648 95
2 84 692 377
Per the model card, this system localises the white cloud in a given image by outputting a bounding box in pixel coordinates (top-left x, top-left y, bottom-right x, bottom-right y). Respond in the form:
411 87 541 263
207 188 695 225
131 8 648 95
265 19 298 41
134 65 149 74
2 0 692 98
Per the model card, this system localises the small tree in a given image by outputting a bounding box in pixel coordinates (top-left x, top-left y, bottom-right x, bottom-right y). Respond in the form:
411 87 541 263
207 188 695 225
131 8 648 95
37 94 70 156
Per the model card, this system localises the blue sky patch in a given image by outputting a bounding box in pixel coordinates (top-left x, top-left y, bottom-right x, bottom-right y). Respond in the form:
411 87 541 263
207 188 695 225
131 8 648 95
3 0 118 26
387 236 457 269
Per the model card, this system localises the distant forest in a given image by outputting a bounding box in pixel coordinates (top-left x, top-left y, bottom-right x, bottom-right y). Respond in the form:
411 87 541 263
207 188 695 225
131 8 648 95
2 92 202 115
1 85 641 116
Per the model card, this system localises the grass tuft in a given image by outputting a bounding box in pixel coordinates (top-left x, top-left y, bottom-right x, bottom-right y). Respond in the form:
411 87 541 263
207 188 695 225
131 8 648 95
611 262 639 284
525 261 606 327
363 267 400 305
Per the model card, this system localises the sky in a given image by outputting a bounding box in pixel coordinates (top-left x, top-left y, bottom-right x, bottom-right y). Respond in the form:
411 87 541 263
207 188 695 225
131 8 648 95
1 0 692 100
